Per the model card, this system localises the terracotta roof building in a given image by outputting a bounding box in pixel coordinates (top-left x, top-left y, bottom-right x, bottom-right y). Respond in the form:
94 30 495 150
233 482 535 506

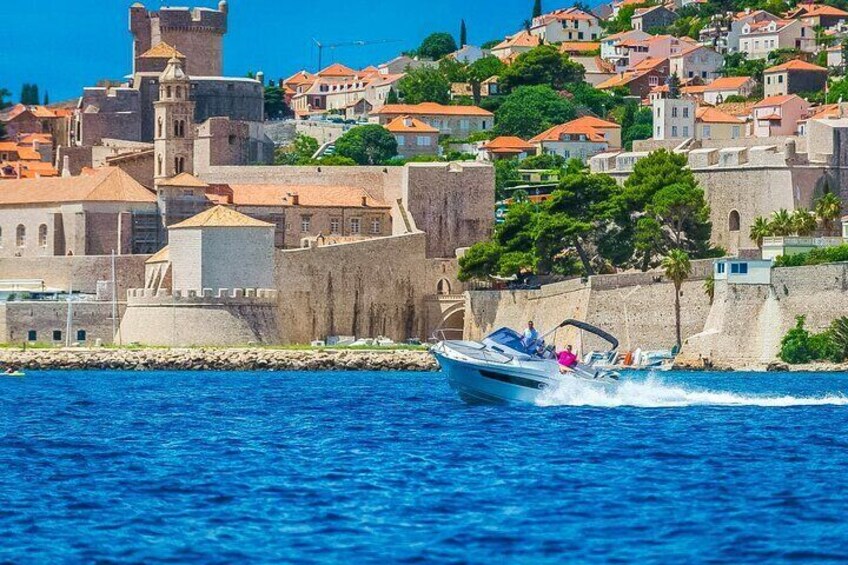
529 116 621 162
372 102 494 137
481 136 537 160
0 167 158 257
385 116 440 158
763 59 828 97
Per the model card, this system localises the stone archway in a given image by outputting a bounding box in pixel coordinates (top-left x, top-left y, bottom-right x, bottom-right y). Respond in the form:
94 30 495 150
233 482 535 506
437 303 466 340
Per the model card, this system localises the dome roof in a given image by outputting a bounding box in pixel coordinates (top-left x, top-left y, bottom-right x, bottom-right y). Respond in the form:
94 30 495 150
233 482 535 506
160 57 188 82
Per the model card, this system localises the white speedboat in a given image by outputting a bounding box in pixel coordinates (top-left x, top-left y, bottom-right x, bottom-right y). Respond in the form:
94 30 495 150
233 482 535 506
431 319 621 405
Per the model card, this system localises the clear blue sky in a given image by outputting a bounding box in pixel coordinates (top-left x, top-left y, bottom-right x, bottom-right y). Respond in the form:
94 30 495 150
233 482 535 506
2 0 574 104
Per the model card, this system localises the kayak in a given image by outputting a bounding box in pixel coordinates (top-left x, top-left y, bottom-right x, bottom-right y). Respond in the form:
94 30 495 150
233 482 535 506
2 372 24 378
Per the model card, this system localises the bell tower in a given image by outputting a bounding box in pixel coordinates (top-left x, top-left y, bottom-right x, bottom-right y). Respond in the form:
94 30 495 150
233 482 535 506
154 57 195 181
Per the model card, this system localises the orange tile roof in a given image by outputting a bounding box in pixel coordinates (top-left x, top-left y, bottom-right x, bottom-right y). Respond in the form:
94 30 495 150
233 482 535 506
696 106 744 124
483 136 536 152
0 161 59 179
205 184 390 209
754 94 800 108
17 132 53 145
535 7 597 24
0 142 42 161
630 56 667 72
1 104 57 121
317 63 358 78
786 3 848 18
140 42 185 59
157 172 209 188
765 59 827 73
493 30 540 51
529 116 620 144
559 41 601 53
374 102 494 117
0 167 155 205
808 103 841 119
170 205 274 229
285 70 315 86
716 101 756 117
704 76 754 90
385 115 439 133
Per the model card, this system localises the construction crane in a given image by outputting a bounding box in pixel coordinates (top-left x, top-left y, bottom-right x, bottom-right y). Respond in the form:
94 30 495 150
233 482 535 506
312 38 402 72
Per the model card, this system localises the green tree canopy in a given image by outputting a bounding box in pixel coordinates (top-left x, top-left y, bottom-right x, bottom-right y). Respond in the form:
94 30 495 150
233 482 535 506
274 134 319 165
417 32 459 60
500 45 585 91
334 124 398 165
397 66 451 104
264 85 291 119
495 85 576 138
20 83 40 105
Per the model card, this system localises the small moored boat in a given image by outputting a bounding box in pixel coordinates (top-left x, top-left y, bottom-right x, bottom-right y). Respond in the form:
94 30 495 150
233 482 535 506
431 319 621 405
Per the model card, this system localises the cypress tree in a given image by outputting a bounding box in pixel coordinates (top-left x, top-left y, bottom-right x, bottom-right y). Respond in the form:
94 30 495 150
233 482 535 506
43 91 49 105
460 19 467 47
532 0 542 19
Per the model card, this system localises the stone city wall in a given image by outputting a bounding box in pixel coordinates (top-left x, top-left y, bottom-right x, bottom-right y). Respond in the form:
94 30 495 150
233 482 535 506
0 254 148 294
0 300 123 345
678 263 848 369
465 261 714 353
275 232 459 344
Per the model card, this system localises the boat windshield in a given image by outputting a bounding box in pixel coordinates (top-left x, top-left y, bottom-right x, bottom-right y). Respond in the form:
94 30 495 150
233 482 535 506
484 327 534 355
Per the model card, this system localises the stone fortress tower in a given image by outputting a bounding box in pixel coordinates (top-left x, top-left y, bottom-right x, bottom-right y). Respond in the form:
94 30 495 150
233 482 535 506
154 57 196 180
130 1 228 77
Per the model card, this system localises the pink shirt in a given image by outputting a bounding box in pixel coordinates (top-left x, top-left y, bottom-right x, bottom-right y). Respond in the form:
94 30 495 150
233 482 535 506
558 350 577 367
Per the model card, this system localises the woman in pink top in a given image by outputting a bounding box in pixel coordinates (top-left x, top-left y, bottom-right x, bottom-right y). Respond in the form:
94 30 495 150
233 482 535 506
557 345 578 373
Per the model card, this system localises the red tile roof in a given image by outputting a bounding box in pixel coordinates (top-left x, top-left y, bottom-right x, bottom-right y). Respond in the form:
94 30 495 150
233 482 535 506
374 102 494 117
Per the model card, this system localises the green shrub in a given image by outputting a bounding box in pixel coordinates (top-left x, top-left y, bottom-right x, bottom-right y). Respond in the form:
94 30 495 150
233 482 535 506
809 331 840 363
779 316 813 364
774 244 848 268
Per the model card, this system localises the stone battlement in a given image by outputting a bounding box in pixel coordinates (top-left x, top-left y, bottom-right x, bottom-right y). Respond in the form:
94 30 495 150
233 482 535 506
131 4 228 34
126 287 278 305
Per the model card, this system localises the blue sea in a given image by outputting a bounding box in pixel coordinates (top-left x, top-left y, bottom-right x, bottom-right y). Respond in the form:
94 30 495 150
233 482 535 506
2 370 848 563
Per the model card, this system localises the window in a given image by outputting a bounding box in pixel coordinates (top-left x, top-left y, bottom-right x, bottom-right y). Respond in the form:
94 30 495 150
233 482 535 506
729 210 740 232
682 126 689 137
778 75 784 84
717 262 726 274
330 218 340 234
0 226 2 247
702 125 711 138
766 76 771 85
38 224 47 247
732 126 740 139
176 86 182 98
174 156 185 174
396 135 405 146
300 215 311 233
672 107 678 118
649 76 659 86
672 126 678 137
417 136 432 146
52 330 62 342
371 218 381 234
157 118 163 138
16 224 25 247
157 154 163 176
166 86 172 98
740 263 749 274
350 218 361 234
459 119 470 130
76 330 87 342
27 330 36 342
683 107 689 118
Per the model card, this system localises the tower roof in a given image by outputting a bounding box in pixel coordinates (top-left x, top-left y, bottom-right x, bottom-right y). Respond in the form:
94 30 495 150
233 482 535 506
140 42 185 59
170 205 274 229
160 56 188 82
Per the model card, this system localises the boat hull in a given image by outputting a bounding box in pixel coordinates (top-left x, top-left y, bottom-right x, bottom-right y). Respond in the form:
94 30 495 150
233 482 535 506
434 352 554 405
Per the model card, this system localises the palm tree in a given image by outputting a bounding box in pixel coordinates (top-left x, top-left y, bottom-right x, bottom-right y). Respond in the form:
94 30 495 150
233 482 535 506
769 209 795 236
662 249 692 350
829 316 848 362
749 216 772 248
815 193 842 236
792 208 817 236
703 273 715 305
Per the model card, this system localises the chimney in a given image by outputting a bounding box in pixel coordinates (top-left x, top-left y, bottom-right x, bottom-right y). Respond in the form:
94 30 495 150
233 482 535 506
256 71 265 86
291 193 300 206
62 156 71 178
361 195 368 207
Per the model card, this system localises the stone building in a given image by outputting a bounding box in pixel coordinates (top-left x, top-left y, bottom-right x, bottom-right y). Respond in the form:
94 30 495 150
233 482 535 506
385 116 439 158
69 1 271 173
0 167 158 258
130 1 228 77
763 59 828 97
372 103 494 137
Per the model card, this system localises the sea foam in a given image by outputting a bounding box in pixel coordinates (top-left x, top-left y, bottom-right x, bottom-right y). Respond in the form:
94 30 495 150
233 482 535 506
537 374 848 408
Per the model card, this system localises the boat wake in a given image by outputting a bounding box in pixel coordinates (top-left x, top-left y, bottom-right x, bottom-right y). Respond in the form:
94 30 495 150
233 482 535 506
538 375 848 408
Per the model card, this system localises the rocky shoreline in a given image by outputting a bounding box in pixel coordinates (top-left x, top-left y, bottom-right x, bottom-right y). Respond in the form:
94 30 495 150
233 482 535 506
0 348 439 372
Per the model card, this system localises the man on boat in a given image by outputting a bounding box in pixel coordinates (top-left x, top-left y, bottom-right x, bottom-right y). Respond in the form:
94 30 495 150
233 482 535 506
522 321 540 350
558 345 578 373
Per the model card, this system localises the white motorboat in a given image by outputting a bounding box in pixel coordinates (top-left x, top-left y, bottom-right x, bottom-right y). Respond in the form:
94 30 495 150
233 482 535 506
431 319 622 405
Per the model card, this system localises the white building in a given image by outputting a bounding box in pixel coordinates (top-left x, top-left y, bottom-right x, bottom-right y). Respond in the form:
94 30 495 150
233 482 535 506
739 19 802 59
652 97 696 140
714 259 772 285
669 45 725 83
529 7 602 43
167 205 276 291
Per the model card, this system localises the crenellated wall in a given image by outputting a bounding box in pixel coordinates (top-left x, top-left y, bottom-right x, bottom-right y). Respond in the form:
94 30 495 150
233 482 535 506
118 287 281 346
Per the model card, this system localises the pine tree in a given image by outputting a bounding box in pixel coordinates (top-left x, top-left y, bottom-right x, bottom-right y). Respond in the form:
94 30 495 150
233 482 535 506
460 19 467 47
532 0 542 19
